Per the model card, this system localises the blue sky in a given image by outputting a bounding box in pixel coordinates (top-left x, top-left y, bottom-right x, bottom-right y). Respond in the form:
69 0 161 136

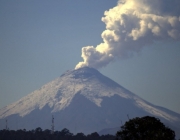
0 0 180 114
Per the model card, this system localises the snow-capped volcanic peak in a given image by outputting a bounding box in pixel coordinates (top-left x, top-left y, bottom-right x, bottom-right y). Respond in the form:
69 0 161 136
0 67 180 126
0 67 132 118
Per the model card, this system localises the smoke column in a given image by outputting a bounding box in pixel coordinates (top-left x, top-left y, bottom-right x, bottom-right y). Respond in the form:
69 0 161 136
75 0 180 69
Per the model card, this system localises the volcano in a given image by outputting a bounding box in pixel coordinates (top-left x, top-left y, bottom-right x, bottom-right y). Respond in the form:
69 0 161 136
0 67 180 136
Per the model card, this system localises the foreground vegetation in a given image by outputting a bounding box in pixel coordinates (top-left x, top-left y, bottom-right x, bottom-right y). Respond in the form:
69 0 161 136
0 116 178 140
0 128 115 140
116 116 176 140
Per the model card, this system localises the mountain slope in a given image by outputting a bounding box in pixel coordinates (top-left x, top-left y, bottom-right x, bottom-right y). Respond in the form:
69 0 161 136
0 67 180 136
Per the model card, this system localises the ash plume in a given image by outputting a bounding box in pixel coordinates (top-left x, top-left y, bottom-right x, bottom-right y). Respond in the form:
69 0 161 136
75 0 180 69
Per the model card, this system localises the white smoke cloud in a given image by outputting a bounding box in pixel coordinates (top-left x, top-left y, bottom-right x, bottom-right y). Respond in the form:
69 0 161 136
75 0 180 69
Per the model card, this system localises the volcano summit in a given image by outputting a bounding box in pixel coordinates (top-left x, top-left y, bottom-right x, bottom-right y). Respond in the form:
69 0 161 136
0 67 180 135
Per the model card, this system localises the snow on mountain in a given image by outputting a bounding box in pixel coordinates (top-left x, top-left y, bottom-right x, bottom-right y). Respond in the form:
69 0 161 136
0 67 180 135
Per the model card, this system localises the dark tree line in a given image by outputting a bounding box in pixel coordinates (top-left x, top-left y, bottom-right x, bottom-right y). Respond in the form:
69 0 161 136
1 116 178 140
0 128 115 140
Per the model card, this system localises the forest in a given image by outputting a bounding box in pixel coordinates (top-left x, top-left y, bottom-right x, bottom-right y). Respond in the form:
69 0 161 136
0 127 115 140
0 116 178 140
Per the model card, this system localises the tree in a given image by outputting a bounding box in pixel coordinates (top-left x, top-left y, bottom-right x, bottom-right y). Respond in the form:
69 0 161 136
87 132 99 140
74 133 86 140
59 128 73 137
116 116 175 140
